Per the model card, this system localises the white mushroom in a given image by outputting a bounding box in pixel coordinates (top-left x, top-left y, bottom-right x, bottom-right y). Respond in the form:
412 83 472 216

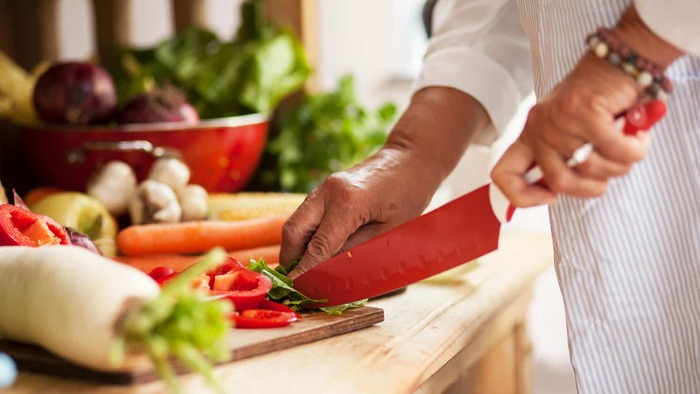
147 157 190 191
86 161 137 216
129 180 182 225
177 184 209 221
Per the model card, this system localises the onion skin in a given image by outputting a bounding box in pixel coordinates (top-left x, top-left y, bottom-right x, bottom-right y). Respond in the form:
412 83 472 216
117 88 200 125
65 227 103 255
32 62 117 125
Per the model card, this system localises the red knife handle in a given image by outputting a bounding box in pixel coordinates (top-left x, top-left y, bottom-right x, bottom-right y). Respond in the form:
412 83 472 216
489 100 667 223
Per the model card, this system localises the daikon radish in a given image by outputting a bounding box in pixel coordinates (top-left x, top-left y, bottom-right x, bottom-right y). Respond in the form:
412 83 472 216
0 245 232 392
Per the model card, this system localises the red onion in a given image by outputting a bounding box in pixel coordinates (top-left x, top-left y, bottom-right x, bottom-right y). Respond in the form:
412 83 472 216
64 227 102 255
33 62 117 125
117 88 200 125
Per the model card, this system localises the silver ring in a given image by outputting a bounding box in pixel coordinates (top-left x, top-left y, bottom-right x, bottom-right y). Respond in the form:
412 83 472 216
565 142 593 167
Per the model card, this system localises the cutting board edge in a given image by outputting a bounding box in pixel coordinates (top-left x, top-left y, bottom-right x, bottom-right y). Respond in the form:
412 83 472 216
0 306 385 385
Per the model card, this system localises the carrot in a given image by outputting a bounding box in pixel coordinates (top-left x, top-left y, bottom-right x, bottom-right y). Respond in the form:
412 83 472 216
117 214 289 256
113 244 281 273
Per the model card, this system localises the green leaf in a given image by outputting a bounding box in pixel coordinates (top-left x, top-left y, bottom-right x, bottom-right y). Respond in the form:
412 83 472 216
240 31 311 114
248 258 325 309
109 0 309 119
319 300 368 315
264 75 397 193
117 249 233 393
248 258 368 314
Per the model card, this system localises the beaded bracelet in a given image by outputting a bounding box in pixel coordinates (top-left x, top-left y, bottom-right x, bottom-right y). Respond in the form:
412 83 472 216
586 27 673 101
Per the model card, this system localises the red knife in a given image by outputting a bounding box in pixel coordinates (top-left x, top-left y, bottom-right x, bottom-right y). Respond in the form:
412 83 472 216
293 101 667 307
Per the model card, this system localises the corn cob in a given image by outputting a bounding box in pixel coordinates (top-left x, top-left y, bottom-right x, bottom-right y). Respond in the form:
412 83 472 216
0 50 39 125
208 192 306 221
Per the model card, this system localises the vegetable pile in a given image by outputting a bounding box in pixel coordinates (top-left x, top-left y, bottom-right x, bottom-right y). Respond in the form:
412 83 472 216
148 257 303 329
30 61 199 126
1 0 309 127
145 255 367 329
110 0 309 119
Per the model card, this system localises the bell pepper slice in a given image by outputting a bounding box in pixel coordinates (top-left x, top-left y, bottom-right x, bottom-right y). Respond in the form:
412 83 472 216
231 309 299 329
206 257 246 288
0 204 70 247
211 269 272 310
257 299 302 319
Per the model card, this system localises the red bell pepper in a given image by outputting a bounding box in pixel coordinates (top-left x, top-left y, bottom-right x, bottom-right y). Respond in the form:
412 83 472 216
205 257 246 288
211 269 273 310
0 204 70 247
257 299 302 319
231 309 299 329
149 259 302 329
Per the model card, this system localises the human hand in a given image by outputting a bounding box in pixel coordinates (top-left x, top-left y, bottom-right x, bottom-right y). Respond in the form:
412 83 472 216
492 53 649 207
492 5 682 207
281 147 441 280
280 87 491 279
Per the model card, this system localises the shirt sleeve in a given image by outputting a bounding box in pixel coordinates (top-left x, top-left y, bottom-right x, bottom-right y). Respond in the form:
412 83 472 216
412 0 533 146
634 0 700 57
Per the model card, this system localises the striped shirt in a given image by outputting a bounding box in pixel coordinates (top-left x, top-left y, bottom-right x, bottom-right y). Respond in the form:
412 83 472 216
415 0 700 392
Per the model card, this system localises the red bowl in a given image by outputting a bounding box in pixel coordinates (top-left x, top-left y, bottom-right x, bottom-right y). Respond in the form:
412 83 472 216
22 114 268 193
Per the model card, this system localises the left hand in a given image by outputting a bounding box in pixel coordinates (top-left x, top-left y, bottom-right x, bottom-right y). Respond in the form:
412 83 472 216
492 5 684 207
491 52 649 207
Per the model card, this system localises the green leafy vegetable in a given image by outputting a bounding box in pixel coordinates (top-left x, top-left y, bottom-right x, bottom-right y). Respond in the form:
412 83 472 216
248 258 367 313
260 75 398 193
113 248 233 394
110 0 310 118
319 300 369 316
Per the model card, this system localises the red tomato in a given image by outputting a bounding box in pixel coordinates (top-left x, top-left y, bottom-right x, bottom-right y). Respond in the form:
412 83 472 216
148 266 176 283
211 269 272 310
231 309 299 329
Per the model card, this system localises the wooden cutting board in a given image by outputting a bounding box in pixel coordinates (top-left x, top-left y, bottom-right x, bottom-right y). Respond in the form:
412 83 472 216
0 306 383 385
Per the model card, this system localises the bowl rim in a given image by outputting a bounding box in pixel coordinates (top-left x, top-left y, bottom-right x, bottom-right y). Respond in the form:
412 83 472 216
22 113 268 133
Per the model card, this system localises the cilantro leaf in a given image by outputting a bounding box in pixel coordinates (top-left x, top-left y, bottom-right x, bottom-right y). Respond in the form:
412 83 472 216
248 258 365 314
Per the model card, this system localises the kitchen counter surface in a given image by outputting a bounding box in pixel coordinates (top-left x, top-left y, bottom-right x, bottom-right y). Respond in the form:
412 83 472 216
7 230 553 394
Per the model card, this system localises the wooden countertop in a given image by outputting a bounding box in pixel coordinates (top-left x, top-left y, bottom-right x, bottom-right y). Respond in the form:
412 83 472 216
6 230 553 394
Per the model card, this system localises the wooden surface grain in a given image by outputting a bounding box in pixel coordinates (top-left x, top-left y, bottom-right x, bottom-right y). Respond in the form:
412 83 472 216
6 230 553 394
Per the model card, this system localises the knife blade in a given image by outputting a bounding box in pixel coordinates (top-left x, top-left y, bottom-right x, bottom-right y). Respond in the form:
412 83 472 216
293 101 667 307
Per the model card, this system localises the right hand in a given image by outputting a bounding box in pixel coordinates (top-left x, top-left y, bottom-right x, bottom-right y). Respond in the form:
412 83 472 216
280 87 491 279
281 146 439 280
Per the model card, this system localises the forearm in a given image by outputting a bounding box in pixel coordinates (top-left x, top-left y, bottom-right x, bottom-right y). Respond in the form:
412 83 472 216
384 87 490 187
613 5 684 68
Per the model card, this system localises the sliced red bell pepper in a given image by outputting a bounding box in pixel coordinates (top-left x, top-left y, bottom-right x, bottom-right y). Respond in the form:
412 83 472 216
231 309 299 329
206 257 246 288
257 299 302 319
0 204 70 247
211 269 272 310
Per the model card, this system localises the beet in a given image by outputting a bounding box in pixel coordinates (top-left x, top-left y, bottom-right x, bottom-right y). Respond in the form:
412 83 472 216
33 62 117 125
117 88 200 125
